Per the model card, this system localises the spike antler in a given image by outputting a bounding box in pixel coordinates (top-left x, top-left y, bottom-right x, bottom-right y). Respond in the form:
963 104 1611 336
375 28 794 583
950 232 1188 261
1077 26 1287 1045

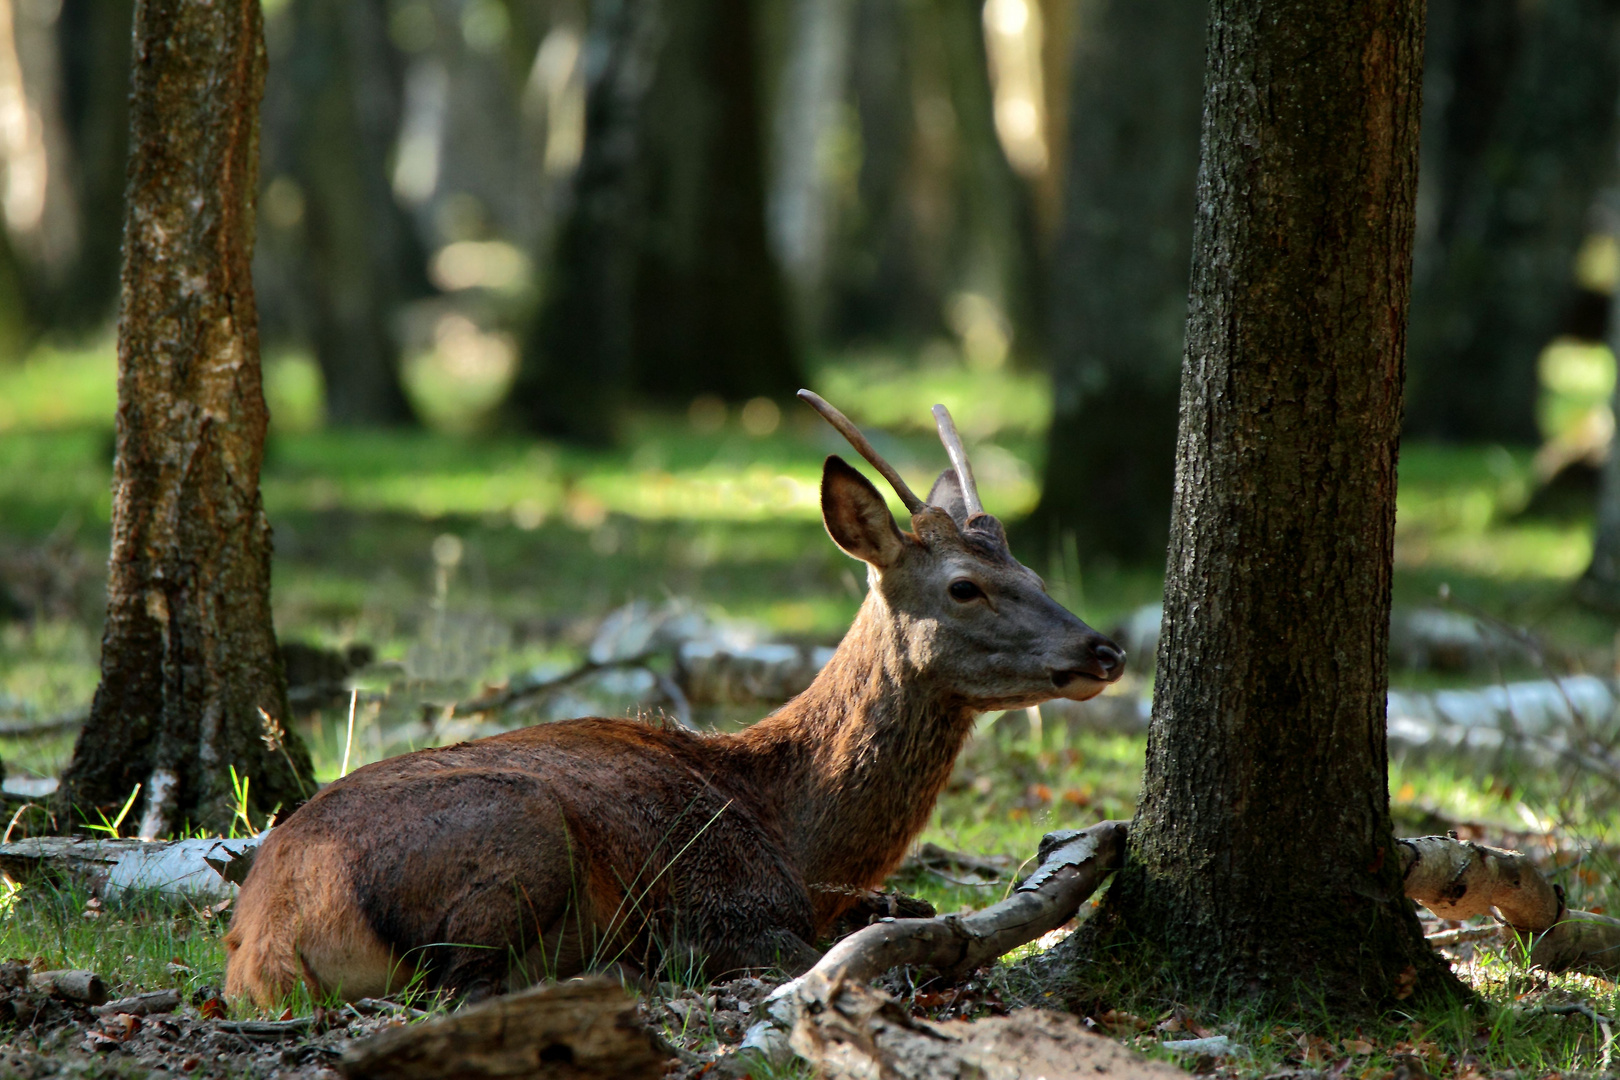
931 404 984 519
797 390 926 514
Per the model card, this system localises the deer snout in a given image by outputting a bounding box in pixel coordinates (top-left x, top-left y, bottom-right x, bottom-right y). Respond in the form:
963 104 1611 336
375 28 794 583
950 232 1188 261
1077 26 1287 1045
1052 637 1125 690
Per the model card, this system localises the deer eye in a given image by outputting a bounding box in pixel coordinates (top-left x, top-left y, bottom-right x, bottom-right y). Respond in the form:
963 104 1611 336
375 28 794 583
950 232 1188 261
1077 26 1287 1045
948 579 984 603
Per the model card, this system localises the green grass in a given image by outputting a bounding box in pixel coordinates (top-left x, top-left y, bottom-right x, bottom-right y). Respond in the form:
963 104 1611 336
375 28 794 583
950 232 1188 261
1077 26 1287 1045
5 341 1620 1072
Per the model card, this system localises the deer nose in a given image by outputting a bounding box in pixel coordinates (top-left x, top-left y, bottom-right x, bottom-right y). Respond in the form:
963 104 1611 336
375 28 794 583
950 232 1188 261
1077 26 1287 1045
1052 638 1125 687
1092 641 1125 679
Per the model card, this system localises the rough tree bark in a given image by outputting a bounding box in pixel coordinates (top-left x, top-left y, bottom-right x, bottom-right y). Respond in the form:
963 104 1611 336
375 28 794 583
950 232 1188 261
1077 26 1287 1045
1026 0 1205 563
511 0 802 442
1405 0 1620 443
272 0 421 427
56 0 313 839
1090 0 1454 1007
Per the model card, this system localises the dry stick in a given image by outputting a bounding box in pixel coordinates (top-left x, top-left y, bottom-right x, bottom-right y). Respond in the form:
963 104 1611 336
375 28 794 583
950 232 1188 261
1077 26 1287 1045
439 653 657 720
796 389 925 513
931 404 984 518
2 802 38 845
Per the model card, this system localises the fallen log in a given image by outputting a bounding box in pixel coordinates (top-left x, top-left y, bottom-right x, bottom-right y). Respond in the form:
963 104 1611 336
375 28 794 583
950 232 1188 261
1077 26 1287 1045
338 976 669 1080
0 835 258 899
793 822 1128 991
28 970 108 1006
1400 834 1562 931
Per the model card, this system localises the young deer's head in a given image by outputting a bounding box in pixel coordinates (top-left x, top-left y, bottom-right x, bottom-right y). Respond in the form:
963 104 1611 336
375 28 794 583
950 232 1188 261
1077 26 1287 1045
801 391 1124 711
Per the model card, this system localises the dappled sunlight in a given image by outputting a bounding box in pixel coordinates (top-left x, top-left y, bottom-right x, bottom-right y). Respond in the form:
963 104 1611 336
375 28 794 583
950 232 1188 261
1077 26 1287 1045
816 354 1051 438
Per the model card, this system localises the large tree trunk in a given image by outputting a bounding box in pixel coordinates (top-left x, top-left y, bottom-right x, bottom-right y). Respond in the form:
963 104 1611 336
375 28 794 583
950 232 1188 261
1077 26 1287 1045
510 0 802 442
1404 0 1620 443
1093 0 1452 1007
270 0 421 427
1025 0 1205 564
56 0 312 839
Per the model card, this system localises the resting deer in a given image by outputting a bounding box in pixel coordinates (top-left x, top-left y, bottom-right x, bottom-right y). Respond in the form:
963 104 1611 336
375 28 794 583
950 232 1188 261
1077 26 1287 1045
224 393 1124 1005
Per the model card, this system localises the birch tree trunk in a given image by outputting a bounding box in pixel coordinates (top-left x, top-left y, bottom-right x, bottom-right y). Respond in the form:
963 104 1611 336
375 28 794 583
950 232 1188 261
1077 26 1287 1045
56 0 313 839
1096 0 1454 1007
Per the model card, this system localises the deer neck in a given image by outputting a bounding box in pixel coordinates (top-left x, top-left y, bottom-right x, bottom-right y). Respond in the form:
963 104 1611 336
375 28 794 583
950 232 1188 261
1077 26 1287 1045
730 591 977 897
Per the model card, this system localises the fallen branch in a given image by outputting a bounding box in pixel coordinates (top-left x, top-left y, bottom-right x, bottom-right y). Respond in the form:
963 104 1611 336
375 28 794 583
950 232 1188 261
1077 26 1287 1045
752 821 1144 1079
1425 925 1505 949
93 989 181 1017
338 976 669 1079
215 1017 313 1039
1400 834 1620 979
1400 835 1562 931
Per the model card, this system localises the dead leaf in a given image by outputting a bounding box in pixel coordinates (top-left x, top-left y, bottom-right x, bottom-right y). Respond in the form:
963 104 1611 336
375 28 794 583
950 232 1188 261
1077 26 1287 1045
1343 1037 1375 1055
1296 1032 1336 1066
198 996 226 1020
99 1013 141 1040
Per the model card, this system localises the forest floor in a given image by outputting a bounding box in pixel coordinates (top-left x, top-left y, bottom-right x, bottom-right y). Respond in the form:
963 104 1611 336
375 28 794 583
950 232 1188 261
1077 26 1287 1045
2 341 1620 1076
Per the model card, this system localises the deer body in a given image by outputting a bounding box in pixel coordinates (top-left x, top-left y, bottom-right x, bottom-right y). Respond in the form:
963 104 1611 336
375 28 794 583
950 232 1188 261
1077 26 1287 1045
225 398 1122 1005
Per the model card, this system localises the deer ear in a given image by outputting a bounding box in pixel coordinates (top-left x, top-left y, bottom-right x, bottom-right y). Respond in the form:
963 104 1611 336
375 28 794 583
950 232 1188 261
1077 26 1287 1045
926 468 969 527
821 456 905 568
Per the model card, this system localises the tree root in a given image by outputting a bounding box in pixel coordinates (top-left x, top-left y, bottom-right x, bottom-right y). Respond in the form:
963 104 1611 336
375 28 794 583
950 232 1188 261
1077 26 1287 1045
751 821 1185 1079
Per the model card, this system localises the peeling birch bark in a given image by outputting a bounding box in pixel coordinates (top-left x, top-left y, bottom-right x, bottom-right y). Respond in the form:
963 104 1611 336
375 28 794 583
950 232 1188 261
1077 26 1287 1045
1399 833 1620 979
0 834 258 898
1399 835 1562 930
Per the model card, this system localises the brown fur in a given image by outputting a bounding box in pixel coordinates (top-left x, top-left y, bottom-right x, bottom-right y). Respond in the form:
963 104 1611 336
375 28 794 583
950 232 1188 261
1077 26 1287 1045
226 456 1122 1006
